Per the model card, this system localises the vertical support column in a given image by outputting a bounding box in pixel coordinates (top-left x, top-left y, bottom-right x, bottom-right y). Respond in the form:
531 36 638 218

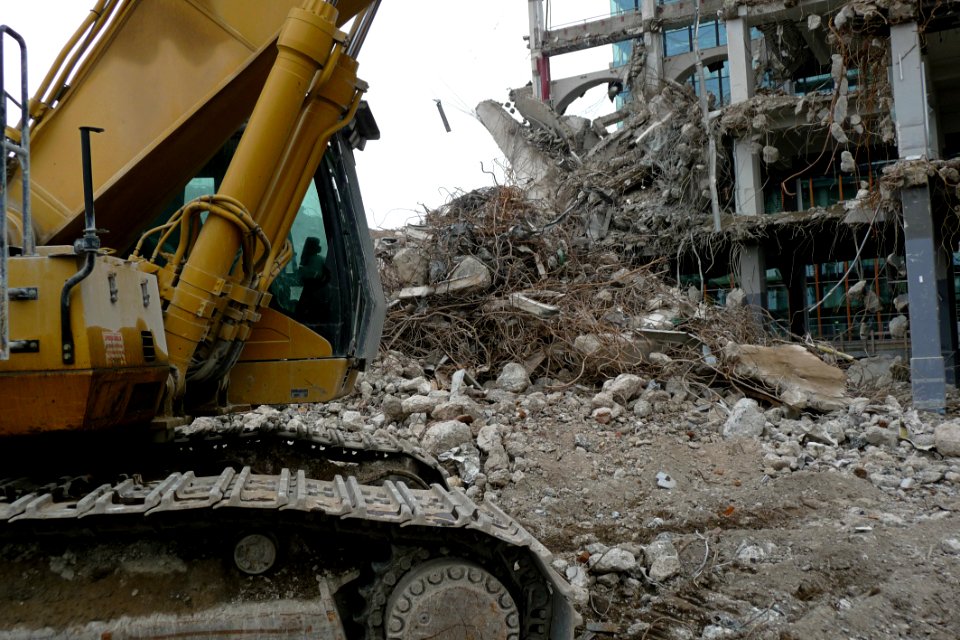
923 60 942 160
892 22 948 410
892 23 930 161
640 0 663 97
726 16 766 308
936 247 958 385
528 0 550 102
785 260 809 337
902 188 947 408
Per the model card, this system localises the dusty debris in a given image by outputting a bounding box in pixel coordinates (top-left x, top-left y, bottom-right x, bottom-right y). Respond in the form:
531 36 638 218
344 7 960 635
157 336 960 640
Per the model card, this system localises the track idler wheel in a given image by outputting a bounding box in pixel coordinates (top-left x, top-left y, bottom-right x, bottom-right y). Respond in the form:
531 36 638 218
233 532 279 575
380 558 520 639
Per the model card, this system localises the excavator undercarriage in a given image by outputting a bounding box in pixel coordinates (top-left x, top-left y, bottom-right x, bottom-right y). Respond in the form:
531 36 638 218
0 464 579 638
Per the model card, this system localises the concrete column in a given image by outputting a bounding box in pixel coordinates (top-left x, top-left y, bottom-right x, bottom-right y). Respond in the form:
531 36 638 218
726 17 753 102
640 0 663 97
726 17 766 307
891 23 931 160
732 142 763 217
902 187 947 409
892 22 950 409
922 60 942 160
936 246 958 385
528 0 550 101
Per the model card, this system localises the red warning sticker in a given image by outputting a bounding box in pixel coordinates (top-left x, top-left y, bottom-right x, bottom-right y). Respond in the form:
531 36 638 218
102 329 127 366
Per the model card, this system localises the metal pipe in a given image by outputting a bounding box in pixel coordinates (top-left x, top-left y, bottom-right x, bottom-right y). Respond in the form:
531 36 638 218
60 126 103 364
1 28 9 361
59 241 95 365
346 0 381 58
0 26 33 258
79 126 103 234
0 26 31 359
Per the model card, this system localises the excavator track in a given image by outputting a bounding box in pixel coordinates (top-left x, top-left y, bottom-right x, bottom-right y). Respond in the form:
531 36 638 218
172 421 449 487
0 465 580 639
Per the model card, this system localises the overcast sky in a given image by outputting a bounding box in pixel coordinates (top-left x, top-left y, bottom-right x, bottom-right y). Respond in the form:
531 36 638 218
3 0 614 229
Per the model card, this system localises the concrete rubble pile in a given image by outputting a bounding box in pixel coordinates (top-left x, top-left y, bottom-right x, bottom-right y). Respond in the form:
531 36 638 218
476 82 718 258
205 345 960 637
377 182 836 403
369 55 904 425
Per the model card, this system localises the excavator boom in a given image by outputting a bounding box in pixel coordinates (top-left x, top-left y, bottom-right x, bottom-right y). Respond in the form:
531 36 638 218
5 0 373 252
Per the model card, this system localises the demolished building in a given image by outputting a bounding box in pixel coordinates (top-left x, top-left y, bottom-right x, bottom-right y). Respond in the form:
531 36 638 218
472 0 960 411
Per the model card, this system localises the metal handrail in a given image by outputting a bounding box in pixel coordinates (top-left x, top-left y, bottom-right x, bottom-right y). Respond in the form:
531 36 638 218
1 25 32 361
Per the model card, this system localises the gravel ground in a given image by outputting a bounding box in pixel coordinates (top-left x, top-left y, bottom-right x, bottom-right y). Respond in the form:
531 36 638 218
359 352 960 639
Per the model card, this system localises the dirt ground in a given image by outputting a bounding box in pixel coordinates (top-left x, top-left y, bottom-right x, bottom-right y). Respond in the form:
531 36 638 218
347 351 960 639
497 418 960 639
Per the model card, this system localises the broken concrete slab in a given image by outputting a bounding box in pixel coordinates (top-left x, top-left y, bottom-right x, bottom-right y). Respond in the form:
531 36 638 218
397 256 492 299
847 356 904 390
391 247 429 287
723 343 849 412
511 93 601 155
574 332 653 372
483 293 560 318
476 100 559 202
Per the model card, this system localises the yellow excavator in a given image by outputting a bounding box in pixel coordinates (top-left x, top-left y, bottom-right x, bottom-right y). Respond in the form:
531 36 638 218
0 1 579 637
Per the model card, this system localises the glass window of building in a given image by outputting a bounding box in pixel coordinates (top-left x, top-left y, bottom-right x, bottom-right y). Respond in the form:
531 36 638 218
611 0 641 12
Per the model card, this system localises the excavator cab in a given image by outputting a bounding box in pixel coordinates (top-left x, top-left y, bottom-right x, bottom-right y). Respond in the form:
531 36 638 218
268 127 383 363
136 114 386 413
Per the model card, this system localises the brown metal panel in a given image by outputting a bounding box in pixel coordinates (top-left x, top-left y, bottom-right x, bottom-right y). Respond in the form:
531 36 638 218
0 366 166 435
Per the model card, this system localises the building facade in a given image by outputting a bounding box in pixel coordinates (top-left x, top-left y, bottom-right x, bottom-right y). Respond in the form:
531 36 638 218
526 0 960 410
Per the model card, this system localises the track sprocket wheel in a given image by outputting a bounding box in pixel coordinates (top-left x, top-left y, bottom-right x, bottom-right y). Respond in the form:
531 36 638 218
359 547 521 640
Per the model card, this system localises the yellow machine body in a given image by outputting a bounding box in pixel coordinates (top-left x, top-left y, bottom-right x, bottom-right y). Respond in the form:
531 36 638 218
0 250 168 435
0 0 387 437
229 307 356 405
4 0 372 251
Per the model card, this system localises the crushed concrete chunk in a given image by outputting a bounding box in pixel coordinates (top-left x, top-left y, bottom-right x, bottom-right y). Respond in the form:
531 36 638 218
589 547 638 574
935 421 960 457
603 373 645 404
723 398 766 439
497 362 531 393
645 538 681 582
421 420 474 456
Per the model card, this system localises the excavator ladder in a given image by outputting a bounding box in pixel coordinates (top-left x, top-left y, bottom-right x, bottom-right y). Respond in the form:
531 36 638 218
0 26 33 362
